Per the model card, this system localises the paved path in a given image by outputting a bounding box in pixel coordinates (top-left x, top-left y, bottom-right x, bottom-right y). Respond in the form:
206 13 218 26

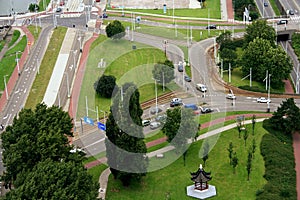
293 132 300 200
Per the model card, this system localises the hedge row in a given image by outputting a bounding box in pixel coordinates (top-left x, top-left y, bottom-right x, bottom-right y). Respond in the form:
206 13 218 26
256 120 297 200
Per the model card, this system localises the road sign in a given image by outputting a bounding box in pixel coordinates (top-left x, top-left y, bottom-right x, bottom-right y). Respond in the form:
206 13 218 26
97 122 106 131
27 41 31 45
83 116 94 126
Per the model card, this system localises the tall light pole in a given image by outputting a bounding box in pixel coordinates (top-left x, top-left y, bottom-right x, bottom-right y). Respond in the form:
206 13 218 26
267 74 271 112
3 75 8 100
71 50 77 69
163 40 167 56
78 37 82 53
229 63 231 83
172 0 175 25
152 78 158 115
15 51 21 75
64 72 70 97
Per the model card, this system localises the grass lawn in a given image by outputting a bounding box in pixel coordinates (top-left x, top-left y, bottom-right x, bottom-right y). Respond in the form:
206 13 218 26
87 164 108 183
106 122 267 199
38 0 51 11
222 67 284 94
114 0 221 19
0 36 27 94
27 25 42 41
268 0 281 16
77 37 171 119
8 30 20 48
25 27 67 109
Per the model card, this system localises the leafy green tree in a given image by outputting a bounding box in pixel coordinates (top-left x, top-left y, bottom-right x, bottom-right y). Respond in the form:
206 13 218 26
231 152 238 174
244 20 276 46
5 159 98 200
162 107 198 154
270 98 300 134
105 82 148 186
28 3 39 12
246 151 252 181
237 124 242 138
216 31 232 50
242 38 292 88
251 139 256 158
152 59 175 88
219 48 237 70
252 115 256 135
227 142 234 164
243 129 249 147
94 75 117 98
1 103 76 183
105 20 125 39
201 142 210 167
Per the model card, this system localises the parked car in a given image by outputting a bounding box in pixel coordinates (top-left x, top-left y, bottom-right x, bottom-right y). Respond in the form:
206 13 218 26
226 93 236 100
196 84 207 92
170 98 183 107
178 61 183 72
206 24 217 29
155 114 167 122
277 19 288 25
263 2 268 7
200 107 213 114
184 75 191 82
150 122 161 130
184 104 198 111
56 7 62 12
257 97 271 103
142 119 151 127
102 13 108 18
150 107 162 114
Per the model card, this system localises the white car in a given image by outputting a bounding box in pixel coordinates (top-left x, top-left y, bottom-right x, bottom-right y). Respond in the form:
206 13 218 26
257 97 271 103
150 122 161 130
196 84 207 92
226 94 236 100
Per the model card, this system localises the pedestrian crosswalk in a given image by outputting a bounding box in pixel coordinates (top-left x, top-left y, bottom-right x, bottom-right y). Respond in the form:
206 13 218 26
290 15 300 22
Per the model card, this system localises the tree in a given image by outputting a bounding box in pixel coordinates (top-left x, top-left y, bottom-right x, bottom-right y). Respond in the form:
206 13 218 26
251 139 256 158
152 60 175 88
1 103 77 183
105 82 148 186
94 75 117 98
251 115 256 135
5 159 98 200
270 98 300 134
243 129 249 147
162 107 198 154
246 151 252 181
244 20 276 46
231 152 238 174
241 38 292 88
201 142 210 167
105 20 125 39
237 123 242 138
219 48 237 70
216 31 232 50
28 3 39 12
227 142 234 164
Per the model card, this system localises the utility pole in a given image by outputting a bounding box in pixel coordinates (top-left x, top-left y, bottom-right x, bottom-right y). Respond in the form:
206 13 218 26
267 74 271 112
229 63 231 83
85 96 88 117
4 75 8 100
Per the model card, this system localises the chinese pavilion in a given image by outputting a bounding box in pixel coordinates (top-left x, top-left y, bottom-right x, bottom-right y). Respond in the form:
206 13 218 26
190 164 212 191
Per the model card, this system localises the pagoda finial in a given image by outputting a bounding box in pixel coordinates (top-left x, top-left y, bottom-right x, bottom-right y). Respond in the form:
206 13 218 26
199 164 203 170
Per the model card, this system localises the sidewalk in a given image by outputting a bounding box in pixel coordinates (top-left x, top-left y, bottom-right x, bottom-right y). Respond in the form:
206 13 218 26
293 132 300 200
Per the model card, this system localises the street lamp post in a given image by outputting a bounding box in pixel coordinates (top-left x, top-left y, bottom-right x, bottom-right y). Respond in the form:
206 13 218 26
78 37 82 53
267 74 271 113
163 40 168 56
152 78 158 115
71 50 77 69
3 75 8 100
15 51 21 75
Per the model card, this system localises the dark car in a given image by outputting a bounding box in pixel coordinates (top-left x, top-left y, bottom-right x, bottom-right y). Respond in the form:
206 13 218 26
289 9 295 15
56 7 62 12
206 24 217 29
277 20 288 25
178 62 183 72
102 13 108 18
263 2 268 7
184 75 191 82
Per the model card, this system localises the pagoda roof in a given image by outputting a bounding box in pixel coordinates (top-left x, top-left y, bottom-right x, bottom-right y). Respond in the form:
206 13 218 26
191 164 212 183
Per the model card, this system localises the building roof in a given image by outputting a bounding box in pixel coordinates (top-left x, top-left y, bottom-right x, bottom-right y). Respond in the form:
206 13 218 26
191 164 212 183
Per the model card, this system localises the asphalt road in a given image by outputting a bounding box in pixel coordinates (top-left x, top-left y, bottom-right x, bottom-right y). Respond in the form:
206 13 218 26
255 0 275 18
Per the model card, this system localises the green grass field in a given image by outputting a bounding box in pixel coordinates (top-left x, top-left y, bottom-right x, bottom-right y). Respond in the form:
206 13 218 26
77 37 171 119
8 30 20 48
25 27 67 109
113 0 221 19
87 164 108 183
27 25 42 41
106 122 267 199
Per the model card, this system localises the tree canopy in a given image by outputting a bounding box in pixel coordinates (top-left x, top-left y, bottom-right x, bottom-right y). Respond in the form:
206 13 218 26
241 38 292 88
1 103 98 198
152 59 175 87
105 82 148 186
270 98 300 134
94 74 117 98
162 107 198 153
105 20 125 39
244 20 276 47
5 160 98 200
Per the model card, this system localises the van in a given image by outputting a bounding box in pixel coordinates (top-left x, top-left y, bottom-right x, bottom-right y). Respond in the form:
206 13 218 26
196 84 207 92
277 20 288 25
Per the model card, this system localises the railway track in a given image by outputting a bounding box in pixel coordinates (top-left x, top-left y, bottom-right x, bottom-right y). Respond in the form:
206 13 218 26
141 92 175 109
